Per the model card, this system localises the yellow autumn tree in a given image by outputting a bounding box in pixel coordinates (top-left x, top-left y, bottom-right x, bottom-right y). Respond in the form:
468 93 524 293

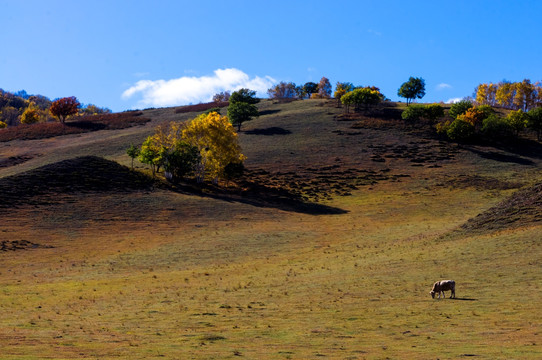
20 103 41 124
182 111 246 183
475 83 497 106
495 82 514 109
513 79 537 111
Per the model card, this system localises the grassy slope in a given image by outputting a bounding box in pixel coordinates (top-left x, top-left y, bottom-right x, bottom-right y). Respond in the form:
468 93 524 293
0 100 541 359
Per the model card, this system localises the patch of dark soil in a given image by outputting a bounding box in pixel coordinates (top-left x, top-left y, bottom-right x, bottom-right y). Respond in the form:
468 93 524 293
366 141 459 167
443 175 523 191
0 154 38 168
244 127 291 136
0 156 154 210
0 240 53 251
174 101 229 114
461 181 542 233
237 166 409 204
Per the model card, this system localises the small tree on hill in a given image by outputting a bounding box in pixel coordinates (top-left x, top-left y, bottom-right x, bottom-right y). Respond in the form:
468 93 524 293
228 88 260 131
398 77 425 105
50 96 80 123
20 104 41 124
227 101 259 131
126 144 140 169
317 77 332 99
213 91 231 103
303 82 318 99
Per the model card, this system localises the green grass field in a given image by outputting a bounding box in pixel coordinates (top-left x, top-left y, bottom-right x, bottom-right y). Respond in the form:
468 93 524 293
0 99 541 359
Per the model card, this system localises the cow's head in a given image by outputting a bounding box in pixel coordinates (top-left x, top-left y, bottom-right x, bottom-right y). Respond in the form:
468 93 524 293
430 290 436 299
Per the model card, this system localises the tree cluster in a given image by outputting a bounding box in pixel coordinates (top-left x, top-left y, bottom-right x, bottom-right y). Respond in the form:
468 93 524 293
0 89 111 128
267 80 323 100
133 112 246 184
475 79 542 111
436 100 542 142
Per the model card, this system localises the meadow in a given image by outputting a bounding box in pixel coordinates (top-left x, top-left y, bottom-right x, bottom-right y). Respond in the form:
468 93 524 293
0 99 541 359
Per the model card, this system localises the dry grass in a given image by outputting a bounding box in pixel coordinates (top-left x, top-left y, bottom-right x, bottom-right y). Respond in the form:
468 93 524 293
0 99 541 359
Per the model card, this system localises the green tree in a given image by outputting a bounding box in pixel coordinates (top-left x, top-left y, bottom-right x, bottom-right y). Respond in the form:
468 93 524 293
423 104 445 122
481 114 513 140
126 144 140 169
447 119 475 142
401 104 426 121
163 141 200 183
527 107 542 141
506 109 528 136
398 77 425 105
227 101 259 131
229 88 260 104
303 82 318 99
448 99 473 119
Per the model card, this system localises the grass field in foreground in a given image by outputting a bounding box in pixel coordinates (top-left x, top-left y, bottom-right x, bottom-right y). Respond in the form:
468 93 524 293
0 99 541 359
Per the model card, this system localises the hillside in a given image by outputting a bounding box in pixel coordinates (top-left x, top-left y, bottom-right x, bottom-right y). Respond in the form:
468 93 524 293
0 99 541 359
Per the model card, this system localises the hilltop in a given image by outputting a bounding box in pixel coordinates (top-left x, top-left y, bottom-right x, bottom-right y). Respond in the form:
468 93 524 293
0 99 541 359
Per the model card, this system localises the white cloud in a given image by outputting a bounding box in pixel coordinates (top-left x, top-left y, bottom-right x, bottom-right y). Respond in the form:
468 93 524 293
122 68 276 108
436 83 452 90
446 97 463 104
368 29 382 37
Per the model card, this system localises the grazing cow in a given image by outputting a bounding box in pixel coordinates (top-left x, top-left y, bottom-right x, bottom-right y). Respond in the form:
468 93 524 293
430 280 456 299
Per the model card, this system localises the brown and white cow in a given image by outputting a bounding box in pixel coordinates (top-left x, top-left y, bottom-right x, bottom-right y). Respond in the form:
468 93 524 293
430 280 456 299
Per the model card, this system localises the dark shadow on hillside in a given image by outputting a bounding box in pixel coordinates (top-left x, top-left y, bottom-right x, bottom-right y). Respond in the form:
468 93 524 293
465 137 542 162
67 121 107 131
259 109 281 116
163 181 348 216
0 156 154 211
467 148 535 165
244 127 292 136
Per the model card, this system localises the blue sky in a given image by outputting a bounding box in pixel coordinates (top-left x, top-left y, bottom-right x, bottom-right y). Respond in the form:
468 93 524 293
1 0 541 112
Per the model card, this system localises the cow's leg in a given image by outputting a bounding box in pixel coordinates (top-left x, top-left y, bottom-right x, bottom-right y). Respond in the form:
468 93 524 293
451 289 455 298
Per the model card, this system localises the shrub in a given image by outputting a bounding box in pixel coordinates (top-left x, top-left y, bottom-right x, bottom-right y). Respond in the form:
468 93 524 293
435 120 451 136
446 119 475 142
481 114 513 139
401 104 426 121
424 104 445 122
506 109 528 136
527 107 542 141
448 100 473 119
0 120 6 129
457 107 487 129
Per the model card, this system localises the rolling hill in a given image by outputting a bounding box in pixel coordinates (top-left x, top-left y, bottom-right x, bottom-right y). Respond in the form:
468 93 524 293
0 99 541 359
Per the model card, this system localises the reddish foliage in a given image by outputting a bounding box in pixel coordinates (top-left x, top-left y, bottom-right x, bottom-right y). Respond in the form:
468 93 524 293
0 111 150 142
50 96 80 123
174 101 229 114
